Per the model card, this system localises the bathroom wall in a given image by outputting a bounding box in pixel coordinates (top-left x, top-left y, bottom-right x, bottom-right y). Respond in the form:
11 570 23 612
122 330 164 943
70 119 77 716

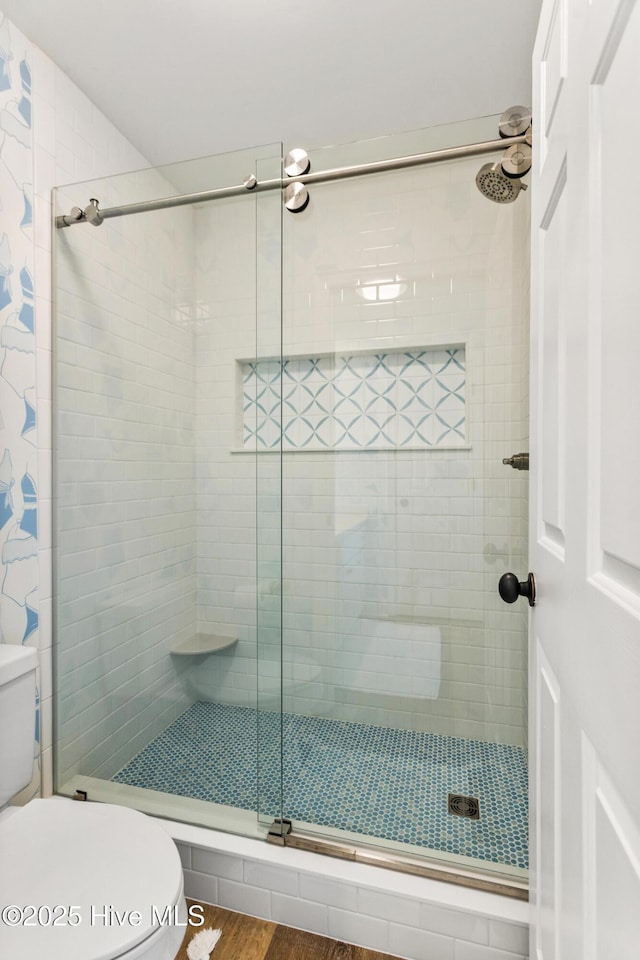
191 158 283 711
53 173 197 787
192 196 259 702
3 2 530 801
32 46 176 794
0 14 38 796
280 155 529 746
0 8 199 798
192 135 529 747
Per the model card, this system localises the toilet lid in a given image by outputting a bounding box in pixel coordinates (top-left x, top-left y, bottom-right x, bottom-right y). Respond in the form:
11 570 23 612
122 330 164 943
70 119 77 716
0 799 184 960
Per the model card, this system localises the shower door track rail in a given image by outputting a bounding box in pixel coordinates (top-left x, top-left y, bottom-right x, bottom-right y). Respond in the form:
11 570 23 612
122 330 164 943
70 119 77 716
55 134 528 228
269 827 529 901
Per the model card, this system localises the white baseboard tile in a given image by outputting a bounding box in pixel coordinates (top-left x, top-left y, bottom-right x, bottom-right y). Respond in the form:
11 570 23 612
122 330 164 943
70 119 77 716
453 942 526 960
243 860 300 897
389 923 456 960
419 901 490 945
328 907 389 953
192 847 244 882
271 892 329 936
488 919 529 955
217 877 272 920
183 869 218 905
299 872 358 911
164 821 529 960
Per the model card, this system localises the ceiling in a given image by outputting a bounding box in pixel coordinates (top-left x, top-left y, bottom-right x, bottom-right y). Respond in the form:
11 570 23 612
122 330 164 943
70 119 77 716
2 0 542 167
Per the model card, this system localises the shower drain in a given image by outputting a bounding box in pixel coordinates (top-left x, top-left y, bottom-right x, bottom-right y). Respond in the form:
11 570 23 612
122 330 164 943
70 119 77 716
447 793 480 820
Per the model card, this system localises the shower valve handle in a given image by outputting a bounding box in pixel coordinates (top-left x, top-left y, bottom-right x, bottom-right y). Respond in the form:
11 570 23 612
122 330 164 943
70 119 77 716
502 452 529 471
498 572 536 607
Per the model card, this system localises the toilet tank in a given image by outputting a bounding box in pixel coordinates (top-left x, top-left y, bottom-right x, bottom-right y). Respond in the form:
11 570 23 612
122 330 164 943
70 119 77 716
0 645 38 807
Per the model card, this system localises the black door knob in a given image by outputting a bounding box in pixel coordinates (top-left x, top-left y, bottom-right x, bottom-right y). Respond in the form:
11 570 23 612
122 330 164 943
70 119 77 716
498 572 536 607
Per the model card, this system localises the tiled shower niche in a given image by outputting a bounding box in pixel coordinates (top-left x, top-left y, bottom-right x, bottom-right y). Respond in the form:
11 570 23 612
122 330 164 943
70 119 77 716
241 346 466 451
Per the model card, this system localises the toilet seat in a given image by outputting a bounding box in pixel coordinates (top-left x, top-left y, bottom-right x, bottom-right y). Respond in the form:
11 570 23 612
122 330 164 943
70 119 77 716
0 799 186 960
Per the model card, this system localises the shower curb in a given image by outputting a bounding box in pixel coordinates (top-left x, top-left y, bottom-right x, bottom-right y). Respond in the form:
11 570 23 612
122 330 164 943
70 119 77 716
161 819 530 960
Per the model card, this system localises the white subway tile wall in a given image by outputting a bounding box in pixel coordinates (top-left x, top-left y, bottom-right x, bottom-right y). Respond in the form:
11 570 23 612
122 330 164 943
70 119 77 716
31 35 178 795
193 195 259 700
52 149 281 784
53 177 197 784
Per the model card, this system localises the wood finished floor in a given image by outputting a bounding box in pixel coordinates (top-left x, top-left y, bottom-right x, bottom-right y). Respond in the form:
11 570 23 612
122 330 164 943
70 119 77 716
176 902 401 960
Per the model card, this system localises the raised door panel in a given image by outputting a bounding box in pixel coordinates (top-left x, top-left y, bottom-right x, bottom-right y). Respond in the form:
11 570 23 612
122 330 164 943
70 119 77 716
535 641 561 960
538 0 568 171
537 165 567 558
582 734 640 960
586 0 640 612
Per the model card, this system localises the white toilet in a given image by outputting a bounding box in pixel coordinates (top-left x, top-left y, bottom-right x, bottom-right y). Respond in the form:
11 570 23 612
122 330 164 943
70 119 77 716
0 644 188 960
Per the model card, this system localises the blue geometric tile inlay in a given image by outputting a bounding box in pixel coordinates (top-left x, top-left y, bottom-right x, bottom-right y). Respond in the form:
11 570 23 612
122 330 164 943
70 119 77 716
242 348 466 451
113 702 528 870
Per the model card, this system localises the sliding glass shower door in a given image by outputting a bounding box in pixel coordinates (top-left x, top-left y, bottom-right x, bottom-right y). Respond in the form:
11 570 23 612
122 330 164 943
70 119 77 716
277 117 529 881
52 115 529 885
53 143 285 839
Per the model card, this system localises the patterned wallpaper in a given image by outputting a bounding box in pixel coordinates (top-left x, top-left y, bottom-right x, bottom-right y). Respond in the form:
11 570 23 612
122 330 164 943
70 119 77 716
0 15 39 784
242 348 466 451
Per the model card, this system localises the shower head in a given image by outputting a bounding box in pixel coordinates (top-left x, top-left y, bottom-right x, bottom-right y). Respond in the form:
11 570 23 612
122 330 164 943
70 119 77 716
475 162 526 203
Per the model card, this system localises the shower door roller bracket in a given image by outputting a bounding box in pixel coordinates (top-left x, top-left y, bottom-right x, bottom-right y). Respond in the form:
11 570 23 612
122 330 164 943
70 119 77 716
284 148 311 212
284 148 311 177
284 181 310 213
84 198 104 226
266 818 292 845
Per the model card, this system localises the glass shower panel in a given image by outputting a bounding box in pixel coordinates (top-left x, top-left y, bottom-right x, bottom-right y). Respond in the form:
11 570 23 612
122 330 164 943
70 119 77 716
52 119 530 882
52 143 283 836
279 117 529 879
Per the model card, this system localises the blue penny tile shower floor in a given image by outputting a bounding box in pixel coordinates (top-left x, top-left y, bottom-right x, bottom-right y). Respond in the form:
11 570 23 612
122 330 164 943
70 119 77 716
112 701 528 870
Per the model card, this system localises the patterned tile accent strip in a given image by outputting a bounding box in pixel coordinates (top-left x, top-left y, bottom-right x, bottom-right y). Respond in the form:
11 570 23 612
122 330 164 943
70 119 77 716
113 701 528 869
242 348 466 450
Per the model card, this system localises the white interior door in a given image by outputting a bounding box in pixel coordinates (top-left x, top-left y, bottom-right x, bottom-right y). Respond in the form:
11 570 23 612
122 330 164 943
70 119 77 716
530 0 640 957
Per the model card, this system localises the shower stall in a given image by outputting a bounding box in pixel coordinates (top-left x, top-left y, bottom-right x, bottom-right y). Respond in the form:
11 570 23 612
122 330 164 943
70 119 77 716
52 114 530 892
